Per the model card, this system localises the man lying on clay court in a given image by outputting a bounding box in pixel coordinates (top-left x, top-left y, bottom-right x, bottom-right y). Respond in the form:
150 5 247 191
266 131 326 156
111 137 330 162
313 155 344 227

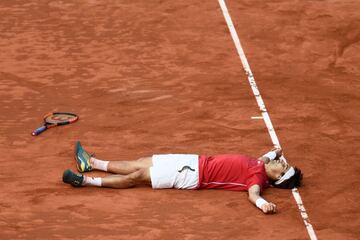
63 141 302 214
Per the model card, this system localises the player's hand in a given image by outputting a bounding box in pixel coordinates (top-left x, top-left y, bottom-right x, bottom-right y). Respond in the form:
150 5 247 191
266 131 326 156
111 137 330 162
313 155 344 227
271 147 283 160
261 202 277 214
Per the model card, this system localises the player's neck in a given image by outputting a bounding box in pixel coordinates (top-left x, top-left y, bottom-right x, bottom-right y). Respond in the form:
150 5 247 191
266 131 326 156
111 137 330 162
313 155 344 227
264 164 272 179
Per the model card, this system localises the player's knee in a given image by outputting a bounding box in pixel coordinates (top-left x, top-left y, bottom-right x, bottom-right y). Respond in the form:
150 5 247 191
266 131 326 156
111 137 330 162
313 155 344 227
128 168 150 185
136 157 153 168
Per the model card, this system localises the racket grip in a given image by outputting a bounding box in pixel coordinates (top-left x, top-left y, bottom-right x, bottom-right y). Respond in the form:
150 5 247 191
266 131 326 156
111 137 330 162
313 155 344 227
32 126 47 136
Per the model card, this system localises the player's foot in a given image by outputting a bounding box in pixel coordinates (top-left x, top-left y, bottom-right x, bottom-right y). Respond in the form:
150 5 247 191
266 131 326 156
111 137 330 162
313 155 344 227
63 169 84 187
75 141 93 172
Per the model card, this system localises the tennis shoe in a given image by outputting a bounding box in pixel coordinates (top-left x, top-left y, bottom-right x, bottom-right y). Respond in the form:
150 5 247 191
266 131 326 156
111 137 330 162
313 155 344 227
75 141 93 172
63 169 84 187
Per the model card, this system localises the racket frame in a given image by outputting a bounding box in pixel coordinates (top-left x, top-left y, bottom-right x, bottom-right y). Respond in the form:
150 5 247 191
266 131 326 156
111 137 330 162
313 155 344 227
32 112 79 136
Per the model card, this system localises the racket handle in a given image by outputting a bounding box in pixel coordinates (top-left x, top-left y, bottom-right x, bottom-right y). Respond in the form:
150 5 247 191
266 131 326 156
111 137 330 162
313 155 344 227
32 126 47 136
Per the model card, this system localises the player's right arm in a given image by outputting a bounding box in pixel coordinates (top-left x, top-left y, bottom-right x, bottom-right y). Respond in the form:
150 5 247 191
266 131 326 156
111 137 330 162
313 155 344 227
258 148 283 163
248 184 277 214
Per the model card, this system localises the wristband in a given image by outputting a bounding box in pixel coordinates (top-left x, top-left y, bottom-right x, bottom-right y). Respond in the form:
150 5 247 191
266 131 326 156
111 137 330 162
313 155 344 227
255 198 268 209
263 151 277 161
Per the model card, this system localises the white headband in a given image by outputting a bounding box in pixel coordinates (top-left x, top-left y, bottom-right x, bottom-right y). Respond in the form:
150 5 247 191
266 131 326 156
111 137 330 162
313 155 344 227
275 166 295 185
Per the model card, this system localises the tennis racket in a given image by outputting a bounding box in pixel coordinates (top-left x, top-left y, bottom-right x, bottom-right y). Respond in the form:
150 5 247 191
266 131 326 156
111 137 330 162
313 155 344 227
32 112 79 136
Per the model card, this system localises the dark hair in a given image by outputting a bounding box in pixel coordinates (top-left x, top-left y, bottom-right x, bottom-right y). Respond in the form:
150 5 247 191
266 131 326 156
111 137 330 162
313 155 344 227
272 167 303 189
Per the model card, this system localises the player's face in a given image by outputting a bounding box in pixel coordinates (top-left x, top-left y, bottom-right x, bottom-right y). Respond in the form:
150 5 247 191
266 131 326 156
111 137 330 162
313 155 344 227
268 159 290 180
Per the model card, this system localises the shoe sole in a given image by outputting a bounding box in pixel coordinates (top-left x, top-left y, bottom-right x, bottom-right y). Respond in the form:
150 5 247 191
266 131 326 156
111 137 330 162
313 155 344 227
75 141 91 173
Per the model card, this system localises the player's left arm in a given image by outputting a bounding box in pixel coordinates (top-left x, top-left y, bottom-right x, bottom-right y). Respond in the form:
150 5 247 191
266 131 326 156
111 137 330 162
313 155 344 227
248 184 277 214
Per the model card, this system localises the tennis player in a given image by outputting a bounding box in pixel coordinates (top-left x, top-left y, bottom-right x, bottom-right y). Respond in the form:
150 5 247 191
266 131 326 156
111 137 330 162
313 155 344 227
63 141 302 214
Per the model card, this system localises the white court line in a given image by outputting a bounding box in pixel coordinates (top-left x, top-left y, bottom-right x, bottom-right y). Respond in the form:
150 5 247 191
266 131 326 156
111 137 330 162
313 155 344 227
218 1 318 240
251 116 263 120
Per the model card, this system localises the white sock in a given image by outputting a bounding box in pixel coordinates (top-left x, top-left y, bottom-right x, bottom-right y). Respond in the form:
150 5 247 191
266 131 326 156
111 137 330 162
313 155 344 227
91 158 109 171
82 176 102 187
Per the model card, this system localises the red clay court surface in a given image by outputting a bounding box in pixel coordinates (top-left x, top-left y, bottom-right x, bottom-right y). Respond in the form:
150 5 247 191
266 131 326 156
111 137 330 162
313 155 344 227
0 1 359 239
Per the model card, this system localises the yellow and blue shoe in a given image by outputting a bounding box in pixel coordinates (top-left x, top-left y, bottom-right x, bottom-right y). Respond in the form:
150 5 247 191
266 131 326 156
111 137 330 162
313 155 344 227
63 169 84 187
75 141 93 173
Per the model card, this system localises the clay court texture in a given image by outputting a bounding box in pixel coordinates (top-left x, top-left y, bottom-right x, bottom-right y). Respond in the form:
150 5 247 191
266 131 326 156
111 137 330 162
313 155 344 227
0 0 359 239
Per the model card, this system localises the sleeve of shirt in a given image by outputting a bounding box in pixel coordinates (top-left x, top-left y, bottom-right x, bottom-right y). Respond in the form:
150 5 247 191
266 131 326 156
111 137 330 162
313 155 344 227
246 173 266 192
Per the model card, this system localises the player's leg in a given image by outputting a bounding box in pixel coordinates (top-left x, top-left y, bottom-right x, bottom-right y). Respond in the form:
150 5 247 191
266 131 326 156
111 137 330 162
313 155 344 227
105 157 152 175
63 168 151 188
88 156 152 174
101 168 151 188
75 141 152 174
